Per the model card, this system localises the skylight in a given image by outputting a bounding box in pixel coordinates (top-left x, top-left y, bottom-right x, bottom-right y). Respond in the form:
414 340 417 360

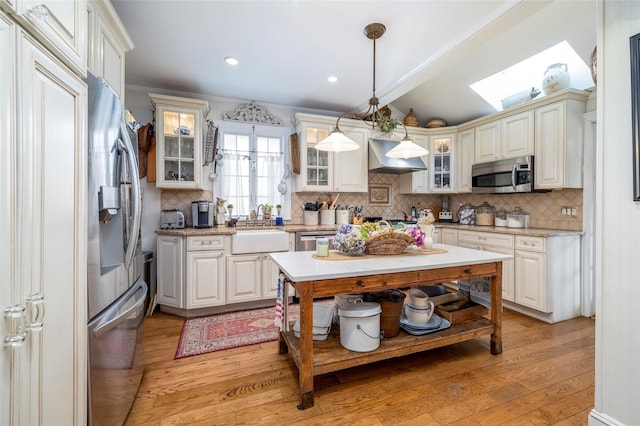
470 41 593 112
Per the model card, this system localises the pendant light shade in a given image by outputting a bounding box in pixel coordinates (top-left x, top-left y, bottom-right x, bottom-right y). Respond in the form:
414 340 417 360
385 136 429 159
315 125 360 152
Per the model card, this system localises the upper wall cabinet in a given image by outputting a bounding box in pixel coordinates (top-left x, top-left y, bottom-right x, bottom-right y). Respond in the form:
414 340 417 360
2 0 88 76
294 113 368 193
456 128 474 192
474 110 534 163
429 133 456 193
535 98 586 189
150 93 210 190
87 0 133 100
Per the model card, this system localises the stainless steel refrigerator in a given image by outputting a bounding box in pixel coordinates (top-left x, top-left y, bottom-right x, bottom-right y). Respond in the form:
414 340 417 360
86 72 147 426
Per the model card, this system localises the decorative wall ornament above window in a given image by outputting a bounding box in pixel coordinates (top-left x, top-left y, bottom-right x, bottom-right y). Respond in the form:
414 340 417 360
222 102 284 125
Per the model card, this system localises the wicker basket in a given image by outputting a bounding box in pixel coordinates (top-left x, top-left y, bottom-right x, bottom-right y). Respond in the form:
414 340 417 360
364 221 415 255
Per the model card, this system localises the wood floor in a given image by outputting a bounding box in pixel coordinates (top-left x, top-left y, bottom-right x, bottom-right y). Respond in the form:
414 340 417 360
124 309 595 425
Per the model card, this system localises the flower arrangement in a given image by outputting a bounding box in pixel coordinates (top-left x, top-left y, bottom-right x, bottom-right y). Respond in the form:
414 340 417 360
402 225 425 248
417 208 436 237
333 224 366 255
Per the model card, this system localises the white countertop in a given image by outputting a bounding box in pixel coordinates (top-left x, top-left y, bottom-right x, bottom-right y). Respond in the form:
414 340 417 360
269 244 512 282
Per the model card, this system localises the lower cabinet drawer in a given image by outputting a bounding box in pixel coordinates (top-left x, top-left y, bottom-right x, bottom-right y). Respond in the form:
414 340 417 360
187 235 225 251
515 235 545 253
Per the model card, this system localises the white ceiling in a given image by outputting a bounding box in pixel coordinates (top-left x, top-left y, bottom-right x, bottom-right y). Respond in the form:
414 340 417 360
111 0 596 126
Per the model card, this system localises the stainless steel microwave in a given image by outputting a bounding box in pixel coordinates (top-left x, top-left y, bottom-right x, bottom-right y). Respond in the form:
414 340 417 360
472 156 538 194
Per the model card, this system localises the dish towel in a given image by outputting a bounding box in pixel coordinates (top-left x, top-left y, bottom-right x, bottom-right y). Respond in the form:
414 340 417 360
274 273 285 328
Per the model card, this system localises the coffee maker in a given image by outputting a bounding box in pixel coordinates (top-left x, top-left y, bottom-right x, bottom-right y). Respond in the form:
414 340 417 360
192 201 214 228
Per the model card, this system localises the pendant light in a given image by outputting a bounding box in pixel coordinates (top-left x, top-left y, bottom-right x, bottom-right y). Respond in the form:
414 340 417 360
315 23 428 159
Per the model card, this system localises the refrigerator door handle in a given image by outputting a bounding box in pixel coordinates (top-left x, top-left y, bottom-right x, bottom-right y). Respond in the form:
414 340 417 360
120 121 141 271
93 280 147 339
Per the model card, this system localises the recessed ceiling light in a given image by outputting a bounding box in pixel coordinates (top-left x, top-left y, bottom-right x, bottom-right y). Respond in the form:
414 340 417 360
328 76 338 83
225 57 239 65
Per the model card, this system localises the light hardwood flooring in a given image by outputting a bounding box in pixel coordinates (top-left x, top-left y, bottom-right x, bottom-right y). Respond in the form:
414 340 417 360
124 309 595 425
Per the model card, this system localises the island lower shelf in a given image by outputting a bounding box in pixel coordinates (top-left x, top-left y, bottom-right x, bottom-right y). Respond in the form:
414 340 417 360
280 317 495 376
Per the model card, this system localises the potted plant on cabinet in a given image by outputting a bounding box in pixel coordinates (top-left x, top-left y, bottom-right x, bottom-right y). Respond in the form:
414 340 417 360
276 204 282 217
262 203 273 220
227 203 233 217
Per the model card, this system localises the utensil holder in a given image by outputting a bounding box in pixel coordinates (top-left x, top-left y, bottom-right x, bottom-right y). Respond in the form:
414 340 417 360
320 209 336 225
336 210 350 225
303 210 319 226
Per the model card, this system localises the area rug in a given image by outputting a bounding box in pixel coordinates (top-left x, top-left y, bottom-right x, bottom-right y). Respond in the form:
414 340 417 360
175 304 304 359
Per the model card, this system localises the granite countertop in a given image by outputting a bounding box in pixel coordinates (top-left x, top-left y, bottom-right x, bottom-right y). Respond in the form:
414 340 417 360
270 244 512 282
155 223 340 236
155 222 581 238
434 223 583 237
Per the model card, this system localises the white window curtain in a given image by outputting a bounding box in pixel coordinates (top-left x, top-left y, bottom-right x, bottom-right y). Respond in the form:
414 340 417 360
214 121 291 219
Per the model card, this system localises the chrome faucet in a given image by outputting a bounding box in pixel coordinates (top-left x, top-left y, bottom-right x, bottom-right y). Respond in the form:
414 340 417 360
256 204 263 218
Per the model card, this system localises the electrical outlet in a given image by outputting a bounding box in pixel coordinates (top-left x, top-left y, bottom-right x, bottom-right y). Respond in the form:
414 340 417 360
571 207 578 216
561 207 567 215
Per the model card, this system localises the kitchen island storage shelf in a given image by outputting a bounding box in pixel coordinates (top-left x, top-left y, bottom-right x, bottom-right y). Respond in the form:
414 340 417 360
270 245 510 410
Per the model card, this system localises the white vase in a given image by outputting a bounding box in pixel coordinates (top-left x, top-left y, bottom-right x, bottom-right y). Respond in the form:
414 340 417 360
423 236 433 249
542 63 570 95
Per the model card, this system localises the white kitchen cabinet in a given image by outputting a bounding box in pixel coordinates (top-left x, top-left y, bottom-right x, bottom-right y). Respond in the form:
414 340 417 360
150 93 209 190
534 99 586 189
429 133 455 192
294 114 368 192
474 121 500 163
2 0 87 76
438 228 458 246
515 245 546 311
227 253 280 302
513 234 581 323
157 235 227 310
457 231 515 302
87 0 133 100
1 12 87 424
156 234 184 308
185 235 226 308
227 254 262 302
456 128 474 192
474 111 533 163
398 133 429 194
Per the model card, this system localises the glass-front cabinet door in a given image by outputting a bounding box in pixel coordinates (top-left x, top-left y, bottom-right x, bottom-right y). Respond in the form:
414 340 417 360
430 134 455 192
150 93 209 189
295 120 334 192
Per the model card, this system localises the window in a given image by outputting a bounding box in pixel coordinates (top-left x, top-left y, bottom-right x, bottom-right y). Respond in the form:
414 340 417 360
470 41 593 111
214 121 291 219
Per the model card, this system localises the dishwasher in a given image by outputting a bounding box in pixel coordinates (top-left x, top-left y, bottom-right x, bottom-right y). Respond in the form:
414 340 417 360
295 230 336 251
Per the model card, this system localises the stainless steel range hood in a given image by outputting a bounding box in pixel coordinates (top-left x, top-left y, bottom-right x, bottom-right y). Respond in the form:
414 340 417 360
368 139 427 174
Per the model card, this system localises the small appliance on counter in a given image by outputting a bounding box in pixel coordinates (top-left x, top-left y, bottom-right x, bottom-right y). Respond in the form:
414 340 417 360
192 200 214 228
439 195 453 223
160 209 185 229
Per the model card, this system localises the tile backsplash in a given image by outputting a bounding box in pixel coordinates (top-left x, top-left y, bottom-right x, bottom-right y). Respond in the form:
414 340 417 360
160 173 583 231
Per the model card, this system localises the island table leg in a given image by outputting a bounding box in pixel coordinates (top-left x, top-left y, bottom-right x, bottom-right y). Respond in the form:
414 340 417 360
490 261 503 355
297 281 315 409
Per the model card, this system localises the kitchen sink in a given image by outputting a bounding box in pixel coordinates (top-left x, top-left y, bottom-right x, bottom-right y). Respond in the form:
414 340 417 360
231 229 290 254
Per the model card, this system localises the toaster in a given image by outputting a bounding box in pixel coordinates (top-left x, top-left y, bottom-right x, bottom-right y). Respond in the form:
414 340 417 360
161 209 185 229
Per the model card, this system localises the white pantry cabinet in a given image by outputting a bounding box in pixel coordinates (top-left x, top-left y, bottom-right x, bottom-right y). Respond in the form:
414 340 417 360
1 0 87 76
1 12 87 425
87 0 133 99
294 113 369 193
150 93 210 190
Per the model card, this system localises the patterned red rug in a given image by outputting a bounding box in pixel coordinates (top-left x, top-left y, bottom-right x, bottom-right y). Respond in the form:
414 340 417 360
175 304 303 359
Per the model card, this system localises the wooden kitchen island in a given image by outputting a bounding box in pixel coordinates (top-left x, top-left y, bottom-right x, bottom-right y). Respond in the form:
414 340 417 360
269 244 511 410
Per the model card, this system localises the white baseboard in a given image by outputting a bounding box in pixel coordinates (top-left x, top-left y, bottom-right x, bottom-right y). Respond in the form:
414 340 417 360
589 409 624 425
